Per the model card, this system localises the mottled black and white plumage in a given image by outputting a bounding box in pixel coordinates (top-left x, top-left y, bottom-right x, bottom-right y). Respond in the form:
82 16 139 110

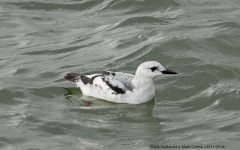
65 61 177 104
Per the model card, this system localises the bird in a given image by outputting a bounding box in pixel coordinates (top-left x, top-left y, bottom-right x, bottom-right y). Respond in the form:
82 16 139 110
64 61 177 105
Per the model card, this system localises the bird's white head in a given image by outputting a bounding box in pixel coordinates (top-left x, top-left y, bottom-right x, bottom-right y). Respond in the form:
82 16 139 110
135 61 177 79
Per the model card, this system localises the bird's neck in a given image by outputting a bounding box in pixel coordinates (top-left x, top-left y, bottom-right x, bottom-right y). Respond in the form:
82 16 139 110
132 76 154 89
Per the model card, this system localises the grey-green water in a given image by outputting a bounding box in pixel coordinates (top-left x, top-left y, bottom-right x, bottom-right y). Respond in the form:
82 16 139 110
1 0 240 150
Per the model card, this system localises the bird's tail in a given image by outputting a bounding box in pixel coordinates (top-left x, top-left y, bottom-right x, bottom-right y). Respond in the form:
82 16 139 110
64 73 81 83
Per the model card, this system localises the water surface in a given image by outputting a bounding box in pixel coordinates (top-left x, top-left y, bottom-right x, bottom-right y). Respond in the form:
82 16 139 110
1 0 240 149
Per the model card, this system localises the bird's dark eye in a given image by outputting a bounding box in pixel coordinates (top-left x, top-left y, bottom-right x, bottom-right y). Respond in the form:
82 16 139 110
150 66 157 72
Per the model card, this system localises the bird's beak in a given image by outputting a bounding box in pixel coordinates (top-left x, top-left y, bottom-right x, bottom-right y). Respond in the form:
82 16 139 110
161 69 177 74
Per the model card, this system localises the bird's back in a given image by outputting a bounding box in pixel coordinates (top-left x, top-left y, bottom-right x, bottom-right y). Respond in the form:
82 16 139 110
65 71 135 103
